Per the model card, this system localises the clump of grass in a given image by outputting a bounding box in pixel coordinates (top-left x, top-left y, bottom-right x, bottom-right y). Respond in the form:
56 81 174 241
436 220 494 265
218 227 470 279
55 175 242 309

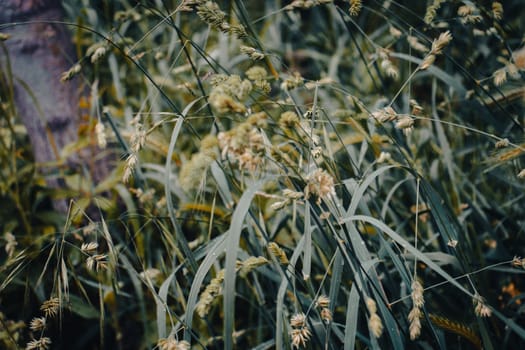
1 0 525 349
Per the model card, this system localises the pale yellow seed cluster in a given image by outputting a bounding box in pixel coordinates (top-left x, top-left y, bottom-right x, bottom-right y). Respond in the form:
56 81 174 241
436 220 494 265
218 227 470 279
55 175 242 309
82 240 108 272
365 298 383 338
4 231 17 258
290 313 311 348
27 296 62 349
473 294 492 317
279 111 300 129
408 280 425 340
194 1 246 37
304 168 336 204
512 256 525 269
209 74 252 114
349 0 362 16
179 135 218 191
271 188 304 210
377 49 399 79
139 268 163 283
40 297 60 318
246 66 271 94
218 113 267 171
371 106 415 136
424 0 445 24
407 36 428 53
89 45 107 64
377 151 392 164
236 256 269 277
371 106 397 123
267 242 289 264
389 26 402 38
458 4 482 24
285 0 332 11
513 46 525 70
495 138 510 148
420 31 452 70
316 295 332 323
240 45 265 60
29 317 46 332
60 63 82 82
157 336 190 350
95 121 107 149
492 2 504 20
196 270 225 318
281 72 304 91
123 116 147 183
26 337 52 350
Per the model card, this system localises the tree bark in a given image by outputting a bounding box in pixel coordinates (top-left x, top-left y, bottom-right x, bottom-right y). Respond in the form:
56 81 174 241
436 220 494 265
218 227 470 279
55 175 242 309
1 0 108 213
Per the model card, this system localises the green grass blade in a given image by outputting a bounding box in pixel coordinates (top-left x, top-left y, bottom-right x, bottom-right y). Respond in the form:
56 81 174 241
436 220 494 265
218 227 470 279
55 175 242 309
223 179 267 349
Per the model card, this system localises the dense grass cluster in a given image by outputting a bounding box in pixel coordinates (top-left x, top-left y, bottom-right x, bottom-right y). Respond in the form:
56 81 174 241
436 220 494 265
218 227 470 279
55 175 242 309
1 1 525 349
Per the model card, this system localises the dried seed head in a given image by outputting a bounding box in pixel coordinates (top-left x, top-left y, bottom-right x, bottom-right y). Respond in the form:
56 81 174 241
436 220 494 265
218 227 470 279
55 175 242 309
447 239 458 248
304 168 336 204
389 26 402 38
29 317 46 332
267 242 289 264
408 307 422 340
371 106 397 123
196 1 226 27
290 327 311 348
369 313 383 338
157 336 190 350
320 308 332 323
60 64 82 82
492 2 503 20
411 280 425 308
432 31 452 54
365 298 377 313
513 46 525 70
81 242 99 254
281 72 303 91
95 121 107 149
91 46 107 64
240 45 265 60
316 295 330 308
86 254 108 272
473 294 492 317
512 256 525 269
246 66 268 81
290 313 307 328
40 297 60 318
270 200 288 210
26 337 52 350
377 151 392 163
495 138 510 148
279 111 300 129
4 232 17 257
283 189 304 200
395 116 415 130
407 36 428 53
349 0 362 16
139 268 162 282
493 67 507 86
420 54 436 70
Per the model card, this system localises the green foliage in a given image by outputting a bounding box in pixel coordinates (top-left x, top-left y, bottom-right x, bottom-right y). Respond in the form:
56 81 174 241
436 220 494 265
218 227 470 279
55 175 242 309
1 0 525 349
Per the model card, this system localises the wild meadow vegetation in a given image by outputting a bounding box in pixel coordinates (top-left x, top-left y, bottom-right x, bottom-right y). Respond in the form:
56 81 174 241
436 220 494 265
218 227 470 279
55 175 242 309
1 0 525 349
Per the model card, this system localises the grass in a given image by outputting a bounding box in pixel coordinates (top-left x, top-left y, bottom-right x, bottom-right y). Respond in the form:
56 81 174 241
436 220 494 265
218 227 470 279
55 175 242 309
1 0 525 349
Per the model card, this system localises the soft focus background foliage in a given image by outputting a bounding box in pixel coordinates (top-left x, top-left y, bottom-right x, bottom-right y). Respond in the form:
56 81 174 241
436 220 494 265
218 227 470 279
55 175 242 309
1 0 525 349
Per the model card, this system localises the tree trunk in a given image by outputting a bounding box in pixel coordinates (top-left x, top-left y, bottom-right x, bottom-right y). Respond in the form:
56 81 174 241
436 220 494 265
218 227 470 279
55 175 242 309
1 0 108 213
